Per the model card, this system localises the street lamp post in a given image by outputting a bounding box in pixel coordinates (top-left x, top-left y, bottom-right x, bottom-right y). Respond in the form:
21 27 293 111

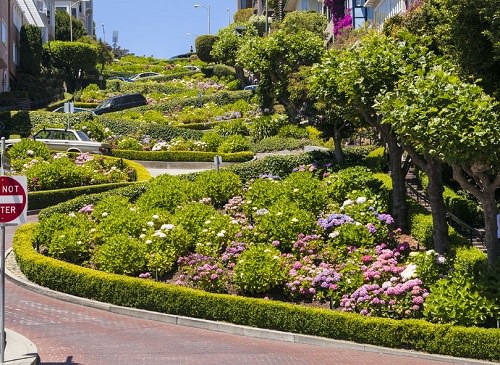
102 23 106 43
193 4 211 35
227 8 231 26
69 0 90 41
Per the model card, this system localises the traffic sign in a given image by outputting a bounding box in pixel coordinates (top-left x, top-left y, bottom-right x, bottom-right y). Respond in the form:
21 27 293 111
0 176 27 224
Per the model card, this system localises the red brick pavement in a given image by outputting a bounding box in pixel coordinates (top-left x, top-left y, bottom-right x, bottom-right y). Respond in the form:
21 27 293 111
3 217 488 365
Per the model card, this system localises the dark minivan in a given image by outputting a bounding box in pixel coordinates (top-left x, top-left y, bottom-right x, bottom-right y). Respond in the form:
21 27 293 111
93 93 147 115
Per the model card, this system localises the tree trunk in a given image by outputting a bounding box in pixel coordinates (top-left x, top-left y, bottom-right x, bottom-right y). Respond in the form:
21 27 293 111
403 145 449 254
333 127 345 166
386 137 409 233
452 164 500 267
426 158 448 254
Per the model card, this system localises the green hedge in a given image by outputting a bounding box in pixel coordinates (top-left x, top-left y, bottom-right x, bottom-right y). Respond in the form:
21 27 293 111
28 158 151 211
12 224 500 362
111 150 255 162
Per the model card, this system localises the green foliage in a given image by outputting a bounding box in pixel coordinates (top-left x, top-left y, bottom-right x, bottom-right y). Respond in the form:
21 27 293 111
451 246 488 277
253 201 317 252
171 202 219 248
200 131 223 152
280 11 328 36
233 244 285 295
193 170 242 208
217 135 251 153
277 125 309 139
195 35 219 63
423 274 499 327
281 172 327 215
136 174 199 213
214 119 249 137
8 139 51 161
19 25 42 76
94 234 147 275
249 114 288 142
324 166 383 205
117 137 143 151
364 147 387 172
251 136 313 153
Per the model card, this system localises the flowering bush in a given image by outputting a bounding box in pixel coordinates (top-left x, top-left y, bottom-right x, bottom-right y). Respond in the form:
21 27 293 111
234 244 285 295
176 253 228 293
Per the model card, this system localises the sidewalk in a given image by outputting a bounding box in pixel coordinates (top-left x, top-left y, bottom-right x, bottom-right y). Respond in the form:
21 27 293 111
3 328 38 365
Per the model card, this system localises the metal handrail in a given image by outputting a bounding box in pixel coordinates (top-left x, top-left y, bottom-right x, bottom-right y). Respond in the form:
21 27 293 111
405 181 486 250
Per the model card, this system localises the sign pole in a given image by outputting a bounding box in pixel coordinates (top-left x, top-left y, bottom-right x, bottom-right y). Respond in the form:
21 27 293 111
0 140 27 364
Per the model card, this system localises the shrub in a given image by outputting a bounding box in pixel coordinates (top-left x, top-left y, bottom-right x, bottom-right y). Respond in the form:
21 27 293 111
251 136 312 153
214 119 249 137
253 201 317 252
217 135 251 153
8 139 51 161
193 170 243 208
324 166 383 205
171 202 219 248
176 253 229 293
243 177 285 214
93 234 148 275
136 174 199 213
249 114 288 142
233 244 285 295
278 125 309 139
117 137 143 151
423 274 499 327
201 131 223 152
281 172 327 215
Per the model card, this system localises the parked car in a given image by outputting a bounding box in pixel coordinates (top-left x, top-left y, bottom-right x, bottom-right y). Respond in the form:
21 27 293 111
129 72 162 81
5 128 112 155
244 84 258 91
183 65 201 72
52 106 92 113
92 93 147 115
108 76 134 82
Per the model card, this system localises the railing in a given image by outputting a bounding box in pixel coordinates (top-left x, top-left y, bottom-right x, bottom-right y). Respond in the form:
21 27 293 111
405 181 487 250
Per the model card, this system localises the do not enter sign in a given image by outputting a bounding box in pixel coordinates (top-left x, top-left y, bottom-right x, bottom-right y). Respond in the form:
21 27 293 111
0 176 27 224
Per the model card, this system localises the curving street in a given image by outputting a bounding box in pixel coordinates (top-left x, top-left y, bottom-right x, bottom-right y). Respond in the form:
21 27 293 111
3 217 486 365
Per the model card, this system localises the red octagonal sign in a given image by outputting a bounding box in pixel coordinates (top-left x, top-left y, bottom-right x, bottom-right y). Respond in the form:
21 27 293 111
0 176 27 223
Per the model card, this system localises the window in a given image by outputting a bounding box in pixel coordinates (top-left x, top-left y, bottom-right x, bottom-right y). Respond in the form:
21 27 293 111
1 21 7 45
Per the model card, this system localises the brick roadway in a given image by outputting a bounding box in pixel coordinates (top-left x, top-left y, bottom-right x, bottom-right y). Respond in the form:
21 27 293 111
3 218 478 365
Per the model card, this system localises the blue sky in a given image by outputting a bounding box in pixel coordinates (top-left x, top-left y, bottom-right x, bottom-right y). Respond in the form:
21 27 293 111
93 0 236 59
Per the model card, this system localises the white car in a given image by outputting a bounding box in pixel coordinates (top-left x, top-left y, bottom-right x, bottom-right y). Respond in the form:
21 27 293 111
6 128 112 155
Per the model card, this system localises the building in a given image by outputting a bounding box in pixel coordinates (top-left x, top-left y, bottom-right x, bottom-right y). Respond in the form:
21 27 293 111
54 0 94 40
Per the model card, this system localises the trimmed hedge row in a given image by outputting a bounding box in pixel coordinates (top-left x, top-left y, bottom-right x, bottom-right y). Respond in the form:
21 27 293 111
111 150 255 162
28 158 151 211
12 224 500 362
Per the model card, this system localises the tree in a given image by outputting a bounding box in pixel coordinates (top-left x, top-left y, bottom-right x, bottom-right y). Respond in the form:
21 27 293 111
211 24 258 86
79 36 113 76
44 41 98 92
237 29 325 115
279 11 328 36
377 66 500 266
55 9 87 41
195 35 219 63
19 25 42 76
384 0 500 97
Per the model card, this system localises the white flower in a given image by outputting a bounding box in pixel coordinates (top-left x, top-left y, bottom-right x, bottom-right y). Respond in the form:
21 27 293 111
436 255 446 264
157 232 167 238
205 220 211 224
139 234 146 239
401 263 417 281
147 221 155 227
216 231 225 238
129 207 136 212
90 228 96 233
356 197 367 204
329 231 339 239
291 217 299 223
152 214 159 220
426 249 436 255
342 199 354 207
409 251 419 257
68 212 76 218
161 224 175 230
27 150 34 156
145 240 152 245
293 188 299 193
101 212 108 217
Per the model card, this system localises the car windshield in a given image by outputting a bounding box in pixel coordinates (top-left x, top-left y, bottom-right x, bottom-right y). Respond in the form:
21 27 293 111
76 130 91 141
96 99 112 109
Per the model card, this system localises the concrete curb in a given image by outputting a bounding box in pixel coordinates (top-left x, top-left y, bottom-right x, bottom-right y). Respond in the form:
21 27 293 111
5 249 497 365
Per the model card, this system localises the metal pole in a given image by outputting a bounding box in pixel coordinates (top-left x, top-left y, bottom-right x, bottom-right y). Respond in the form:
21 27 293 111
0 224 4 365
0 138 5 364
265 0 269 35
208 6 211 35
69 0 73 41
